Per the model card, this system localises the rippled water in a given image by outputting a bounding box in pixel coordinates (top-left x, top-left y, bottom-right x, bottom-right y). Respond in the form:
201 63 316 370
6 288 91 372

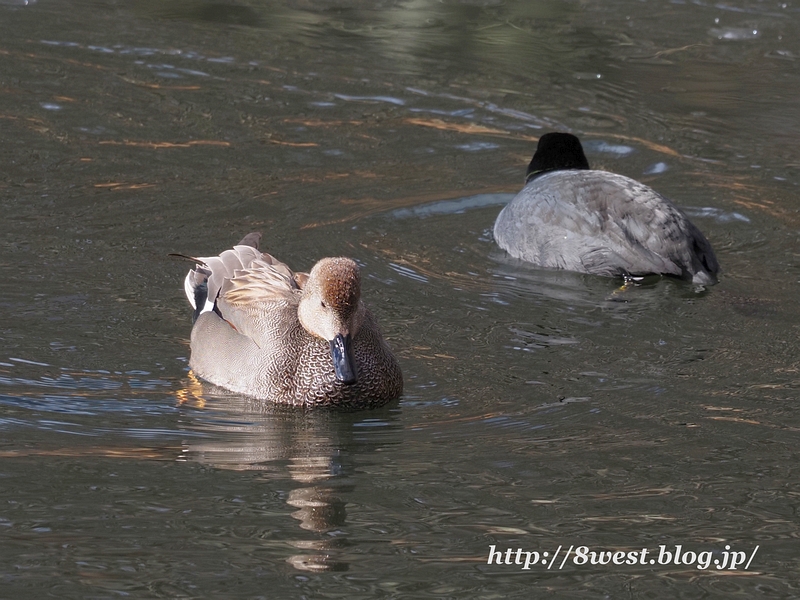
1 0 799 597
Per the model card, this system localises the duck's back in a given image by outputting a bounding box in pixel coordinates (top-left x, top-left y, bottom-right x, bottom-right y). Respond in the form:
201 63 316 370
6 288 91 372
493 170 719 284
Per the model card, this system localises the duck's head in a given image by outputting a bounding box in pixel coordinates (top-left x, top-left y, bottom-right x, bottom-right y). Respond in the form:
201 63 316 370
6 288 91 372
298 257 364 385
526 132 591 183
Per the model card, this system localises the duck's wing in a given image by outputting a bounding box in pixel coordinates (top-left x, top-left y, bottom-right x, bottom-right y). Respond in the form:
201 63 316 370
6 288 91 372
179 245 265 315
177 231 263 313
180 237 306 310
214 254 304 348
586 174 719 281
573 174 688 278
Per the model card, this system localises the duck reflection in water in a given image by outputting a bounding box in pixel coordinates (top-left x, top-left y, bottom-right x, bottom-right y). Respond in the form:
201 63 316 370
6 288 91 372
176 389 401 572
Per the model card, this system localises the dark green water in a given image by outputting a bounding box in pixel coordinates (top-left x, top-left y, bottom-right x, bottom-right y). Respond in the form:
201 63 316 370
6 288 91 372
1 0 799 597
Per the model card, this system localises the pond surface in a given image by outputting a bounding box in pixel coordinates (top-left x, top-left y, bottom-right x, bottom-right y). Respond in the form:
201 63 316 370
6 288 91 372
1 0 799 597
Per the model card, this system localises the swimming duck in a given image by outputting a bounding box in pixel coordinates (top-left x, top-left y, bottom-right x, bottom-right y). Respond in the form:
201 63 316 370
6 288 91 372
178 233 403 408
493 133 720 285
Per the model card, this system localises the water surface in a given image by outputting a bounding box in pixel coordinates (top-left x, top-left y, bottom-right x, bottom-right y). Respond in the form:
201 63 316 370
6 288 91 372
1 0 799 597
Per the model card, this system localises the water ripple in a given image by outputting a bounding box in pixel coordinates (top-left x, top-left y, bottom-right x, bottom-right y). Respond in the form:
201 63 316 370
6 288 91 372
389 193 513 219
333 93 406 106
0 394 175 416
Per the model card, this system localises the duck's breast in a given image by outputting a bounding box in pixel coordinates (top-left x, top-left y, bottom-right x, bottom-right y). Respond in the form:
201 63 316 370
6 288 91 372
291 310 403 408
190 307 402 408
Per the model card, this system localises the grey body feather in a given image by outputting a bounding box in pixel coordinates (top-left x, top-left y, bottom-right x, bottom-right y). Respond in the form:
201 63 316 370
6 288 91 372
493 170 719 284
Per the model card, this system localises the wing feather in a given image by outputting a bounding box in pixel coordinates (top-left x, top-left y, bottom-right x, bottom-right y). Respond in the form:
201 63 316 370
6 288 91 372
214 254 304 348
495 170 713 279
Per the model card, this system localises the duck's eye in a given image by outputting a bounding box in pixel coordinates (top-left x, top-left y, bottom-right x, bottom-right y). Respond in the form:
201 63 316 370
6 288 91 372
320 301 327 309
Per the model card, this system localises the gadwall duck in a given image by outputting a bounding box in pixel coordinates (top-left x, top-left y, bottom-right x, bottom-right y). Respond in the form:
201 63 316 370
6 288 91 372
177 233 403 408
493 133 720 285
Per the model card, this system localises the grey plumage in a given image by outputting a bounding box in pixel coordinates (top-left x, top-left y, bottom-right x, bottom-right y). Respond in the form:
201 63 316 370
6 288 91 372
180 235 403 409
493 133 720 285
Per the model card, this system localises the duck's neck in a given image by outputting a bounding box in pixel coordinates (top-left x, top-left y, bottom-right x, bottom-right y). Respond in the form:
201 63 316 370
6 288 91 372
525 133 591 183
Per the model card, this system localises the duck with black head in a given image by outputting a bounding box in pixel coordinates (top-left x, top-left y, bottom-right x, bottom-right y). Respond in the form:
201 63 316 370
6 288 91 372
493 133 720 285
